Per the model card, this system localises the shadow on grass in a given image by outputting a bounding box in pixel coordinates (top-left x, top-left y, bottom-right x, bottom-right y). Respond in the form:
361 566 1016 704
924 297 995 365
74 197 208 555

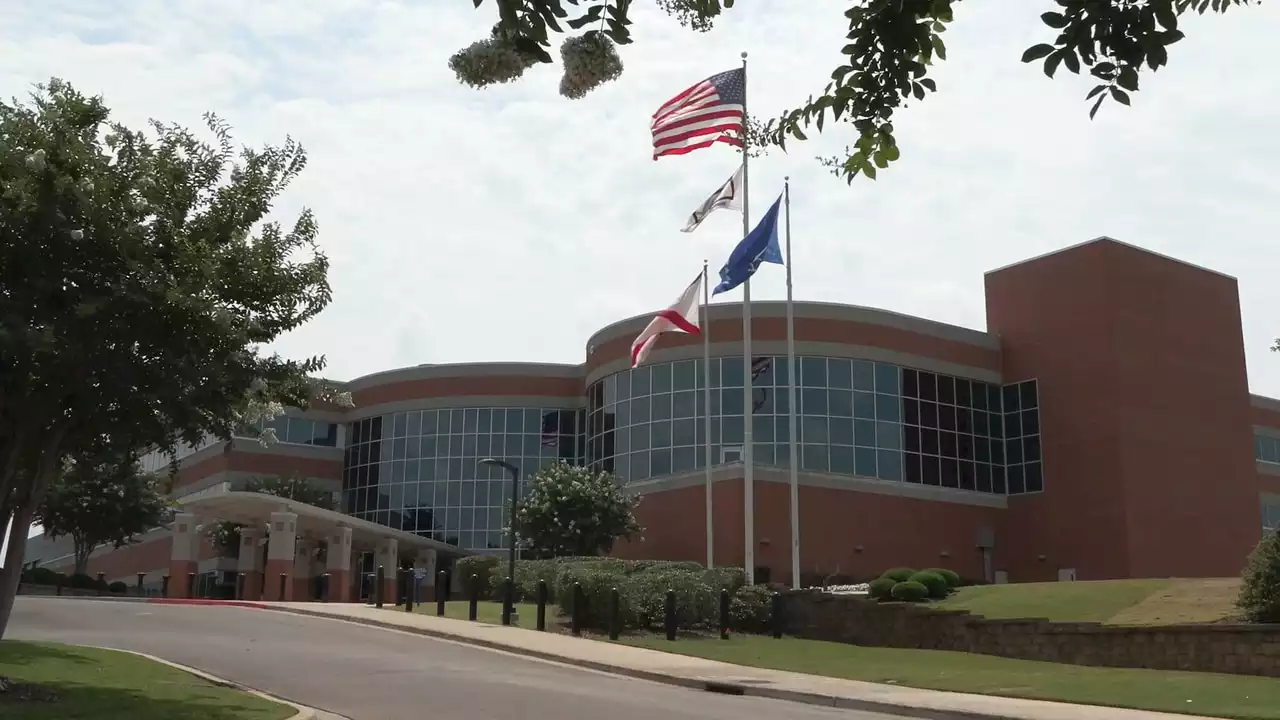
0 642 291 720
0 641 95 667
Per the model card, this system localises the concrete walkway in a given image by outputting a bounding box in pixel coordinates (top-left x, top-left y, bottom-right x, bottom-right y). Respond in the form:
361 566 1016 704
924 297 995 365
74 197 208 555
252 601 1223 720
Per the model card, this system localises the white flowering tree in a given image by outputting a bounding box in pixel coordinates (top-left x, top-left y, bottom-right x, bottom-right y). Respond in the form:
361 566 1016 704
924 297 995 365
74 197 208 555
34 444 167 577
0 79 344 639
513 461 642 558
457 0 1257 181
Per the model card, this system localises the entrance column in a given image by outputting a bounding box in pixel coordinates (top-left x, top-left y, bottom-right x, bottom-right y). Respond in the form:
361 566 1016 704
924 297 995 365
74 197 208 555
326 527 353 602
414 550 436 603
292 539 314 601
264 511 297 601
237 526 265 600
167 513 200 598
375 537 399 604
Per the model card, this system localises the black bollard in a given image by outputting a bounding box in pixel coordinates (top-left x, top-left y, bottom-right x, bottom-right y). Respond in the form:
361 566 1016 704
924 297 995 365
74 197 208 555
719 588 730 640
436 570 446 616
608 587 620 641
570 582 583 637
771 592 784 639
468 574 479 621
404 572 414 612
187 572 196 599
137 572 146 596
160 575 169 597
96 572 105 596
278 573 288 602
375 565 385 608
235 573 245 601
535 579 547 631
56 574 63 596
320 573 330 603
664 588 677 641
501 577 514 626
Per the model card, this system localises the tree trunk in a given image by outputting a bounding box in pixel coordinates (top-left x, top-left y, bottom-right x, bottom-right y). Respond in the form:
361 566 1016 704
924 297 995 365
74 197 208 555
0 500 36 640
73 539 91 577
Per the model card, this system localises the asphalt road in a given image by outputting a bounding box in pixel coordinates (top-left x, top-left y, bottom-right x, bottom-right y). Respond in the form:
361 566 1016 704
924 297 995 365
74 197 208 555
7 597 901 720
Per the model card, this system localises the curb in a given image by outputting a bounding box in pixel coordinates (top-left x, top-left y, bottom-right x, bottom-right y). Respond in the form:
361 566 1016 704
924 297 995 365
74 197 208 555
147 599 270 609
254 605 1044 720
79 644 317 720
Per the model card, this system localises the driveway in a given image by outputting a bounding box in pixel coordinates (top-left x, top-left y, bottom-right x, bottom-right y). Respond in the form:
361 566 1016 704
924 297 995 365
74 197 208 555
7 597 901 720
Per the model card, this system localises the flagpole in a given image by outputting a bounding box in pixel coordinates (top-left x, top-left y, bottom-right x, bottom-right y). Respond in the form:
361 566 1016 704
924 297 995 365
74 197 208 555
784 176 800 590
702 259 714 569
739 50 755 586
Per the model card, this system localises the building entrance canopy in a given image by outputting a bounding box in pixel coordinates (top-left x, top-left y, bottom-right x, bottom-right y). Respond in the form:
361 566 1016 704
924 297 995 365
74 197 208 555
178 485 469 558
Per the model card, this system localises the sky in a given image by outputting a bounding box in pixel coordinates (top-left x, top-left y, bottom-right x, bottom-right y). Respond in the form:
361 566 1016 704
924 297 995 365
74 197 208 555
1 0 1278 401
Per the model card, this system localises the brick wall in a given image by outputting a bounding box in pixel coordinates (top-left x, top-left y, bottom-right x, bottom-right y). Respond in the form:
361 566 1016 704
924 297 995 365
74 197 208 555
785 592 1280 677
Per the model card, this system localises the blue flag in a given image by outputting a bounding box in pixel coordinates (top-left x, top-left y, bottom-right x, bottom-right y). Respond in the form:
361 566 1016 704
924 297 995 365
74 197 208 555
712 193 784 296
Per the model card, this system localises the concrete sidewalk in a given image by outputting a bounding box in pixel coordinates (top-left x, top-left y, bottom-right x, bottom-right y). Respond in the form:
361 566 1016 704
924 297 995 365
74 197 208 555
239 601 1223 720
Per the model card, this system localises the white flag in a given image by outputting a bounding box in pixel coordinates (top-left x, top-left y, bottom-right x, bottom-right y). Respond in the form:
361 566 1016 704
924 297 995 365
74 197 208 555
630 272 704 367
681 165 744 233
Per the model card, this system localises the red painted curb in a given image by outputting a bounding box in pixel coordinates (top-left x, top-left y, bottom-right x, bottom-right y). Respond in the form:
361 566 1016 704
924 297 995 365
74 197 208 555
146 599 270 609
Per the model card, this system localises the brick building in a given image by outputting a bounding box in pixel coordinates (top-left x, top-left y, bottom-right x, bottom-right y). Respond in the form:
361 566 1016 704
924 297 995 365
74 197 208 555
24 237 1280 589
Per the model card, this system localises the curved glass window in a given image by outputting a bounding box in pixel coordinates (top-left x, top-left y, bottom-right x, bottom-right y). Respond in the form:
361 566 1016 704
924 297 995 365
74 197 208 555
586 357 1041 495
342 407 584 551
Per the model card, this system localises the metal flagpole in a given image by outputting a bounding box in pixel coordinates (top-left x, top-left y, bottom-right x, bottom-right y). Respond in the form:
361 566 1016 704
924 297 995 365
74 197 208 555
739 50 755 586
784 176 800 590
702 259 714 569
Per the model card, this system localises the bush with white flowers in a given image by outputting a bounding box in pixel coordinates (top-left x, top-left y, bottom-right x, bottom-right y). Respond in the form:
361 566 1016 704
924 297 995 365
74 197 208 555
448 24 541 88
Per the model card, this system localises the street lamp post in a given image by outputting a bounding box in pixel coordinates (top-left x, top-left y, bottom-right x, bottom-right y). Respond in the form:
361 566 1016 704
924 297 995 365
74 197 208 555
479 457 520 624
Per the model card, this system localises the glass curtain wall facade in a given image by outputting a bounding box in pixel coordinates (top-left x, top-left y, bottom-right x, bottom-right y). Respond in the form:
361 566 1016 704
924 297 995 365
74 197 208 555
585 356 1043 496
1255 433 1280 465
343 407 583 551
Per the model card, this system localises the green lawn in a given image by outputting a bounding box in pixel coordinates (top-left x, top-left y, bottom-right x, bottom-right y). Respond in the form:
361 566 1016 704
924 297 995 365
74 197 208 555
413 600 542 626
934 579 1176 623
0 641 295 720
621 634 1280 719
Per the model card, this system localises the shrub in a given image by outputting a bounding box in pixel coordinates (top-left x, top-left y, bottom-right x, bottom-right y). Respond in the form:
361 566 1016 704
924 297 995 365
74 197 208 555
108 581 128 594
509 558 562 602
867 577 897 601
908 571 949 599
1239 529 1280 623
924 568 961 589
702 566 747 593
624 566 715 630
729 584 772 633
890 580 929 602
880 567 916 583
68 573 107 591
20 567 63 586
555 566 629 629
456 555 500 598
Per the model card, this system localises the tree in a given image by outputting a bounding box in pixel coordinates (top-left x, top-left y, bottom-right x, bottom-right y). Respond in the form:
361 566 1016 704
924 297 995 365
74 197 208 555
0 79 347 639
34 445 167 577
207 474 337 557
513 461 642 558
1237 529 1280 622
455 0 1258 181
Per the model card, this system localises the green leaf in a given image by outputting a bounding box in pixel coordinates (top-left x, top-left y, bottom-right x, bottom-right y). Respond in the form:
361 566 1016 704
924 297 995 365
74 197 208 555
1088 93 1106 120
1086 84 1107 100
1041 11 1069 28
931 34 947 61
1043 52 1064 78
1155 2 1179 30
1118 66 1140 91
884 144 901 162
1109 86 1131 106
1021 44 1055 62
919 78 936 92
1061 50 1080 74
1147 44 1168 69
831 65 855 82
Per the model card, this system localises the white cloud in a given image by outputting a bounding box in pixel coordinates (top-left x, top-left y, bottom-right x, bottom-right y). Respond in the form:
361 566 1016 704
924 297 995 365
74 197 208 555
3 0 1278 394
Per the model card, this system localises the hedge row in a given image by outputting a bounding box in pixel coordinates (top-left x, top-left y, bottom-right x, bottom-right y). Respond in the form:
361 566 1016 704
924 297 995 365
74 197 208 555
19 568 118 593
452 555 762 632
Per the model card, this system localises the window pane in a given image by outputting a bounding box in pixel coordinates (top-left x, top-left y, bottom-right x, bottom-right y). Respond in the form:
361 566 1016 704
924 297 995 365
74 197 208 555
673 391 696 419
652 363 673 394
875 363 900 394
876 449 902 481
801 357 826 387
830 444 854 474
829 359 852 389
855 447 877 477
853 392 876 420
802 444 828 472
672 360 696 391
852 361 875 392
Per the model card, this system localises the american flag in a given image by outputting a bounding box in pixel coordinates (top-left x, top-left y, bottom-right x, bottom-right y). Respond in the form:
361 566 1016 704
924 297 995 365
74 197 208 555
651 68 745 160
751 356 772 380
540 411 559 448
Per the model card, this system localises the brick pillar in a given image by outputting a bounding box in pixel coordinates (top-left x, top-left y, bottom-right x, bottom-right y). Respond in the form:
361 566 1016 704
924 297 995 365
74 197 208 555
325 527 353 602
375 537 399 604
292 540 314 601
167 513 200 598
237 526 265 600
264 512 297 601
